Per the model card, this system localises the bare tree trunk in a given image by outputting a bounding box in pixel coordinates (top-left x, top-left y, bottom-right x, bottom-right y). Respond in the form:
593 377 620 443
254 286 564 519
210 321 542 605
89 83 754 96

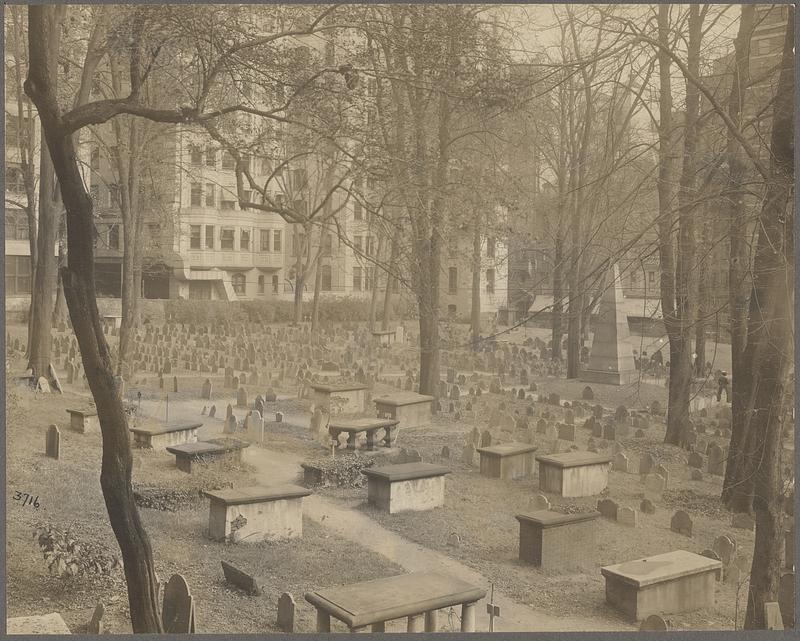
381 233 399 331
25 6 163 631
722 3 757 508
368 236 384 331
742 13 794 625
27 135 60 381
551 233 565 361
470 217 481 348
310 258 322 332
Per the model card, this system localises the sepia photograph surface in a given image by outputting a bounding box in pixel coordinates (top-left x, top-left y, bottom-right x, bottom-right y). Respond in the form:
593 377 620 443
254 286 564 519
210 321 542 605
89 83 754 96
4 2 796 635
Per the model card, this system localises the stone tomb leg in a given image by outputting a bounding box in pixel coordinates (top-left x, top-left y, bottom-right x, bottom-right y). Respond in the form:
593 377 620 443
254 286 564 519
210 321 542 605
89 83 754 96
601 550 722 620
363 463 450 514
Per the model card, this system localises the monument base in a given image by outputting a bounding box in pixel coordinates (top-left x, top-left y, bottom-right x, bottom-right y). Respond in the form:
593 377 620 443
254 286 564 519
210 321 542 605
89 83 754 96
580 368 638 386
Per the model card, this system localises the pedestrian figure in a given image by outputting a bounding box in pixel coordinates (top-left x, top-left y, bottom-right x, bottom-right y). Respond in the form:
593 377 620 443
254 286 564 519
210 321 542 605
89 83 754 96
717 370 730 403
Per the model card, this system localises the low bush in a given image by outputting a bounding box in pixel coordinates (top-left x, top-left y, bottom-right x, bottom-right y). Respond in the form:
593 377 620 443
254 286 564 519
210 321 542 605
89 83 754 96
33 523 122 579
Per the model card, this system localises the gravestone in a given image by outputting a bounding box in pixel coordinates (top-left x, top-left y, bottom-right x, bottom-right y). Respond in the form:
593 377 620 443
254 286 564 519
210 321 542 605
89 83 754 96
597 498 618 520
612 452 629 473
277 592 295 633
582 386 594 400
441 445 450 459
639 615 670 631
201 379 212 400
640 498 655 514
765 602 784 630
237 387 248 408
530 493 550 511
221 560 261 595
688 452 704 468
670 510 693 537
645 473 666 497
276 412 283 422
88 603 104 635
480 430 492 447
224 416 237 434
691 469 704 481
209 405 217 418
712 535 736 566
173 376 178 393
638 453 655 477
461 443 476 466
45 425 60 459
617 506 639 528
707 443 725 475
162 574 195 633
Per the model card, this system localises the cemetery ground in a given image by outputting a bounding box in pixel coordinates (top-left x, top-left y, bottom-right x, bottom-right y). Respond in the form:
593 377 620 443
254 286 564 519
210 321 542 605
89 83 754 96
5 320 764 633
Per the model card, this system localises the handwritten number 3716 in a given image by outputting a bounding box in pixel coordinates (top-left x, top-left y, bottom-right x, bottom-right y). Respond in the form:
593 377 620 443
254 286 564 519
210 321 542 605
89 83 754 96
13 492 40 508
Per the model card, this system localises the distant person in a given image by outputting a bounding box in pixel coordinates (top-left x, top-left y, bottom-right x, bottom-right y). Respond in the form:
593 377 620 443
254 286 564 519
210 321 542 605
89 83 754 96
717 371 730 403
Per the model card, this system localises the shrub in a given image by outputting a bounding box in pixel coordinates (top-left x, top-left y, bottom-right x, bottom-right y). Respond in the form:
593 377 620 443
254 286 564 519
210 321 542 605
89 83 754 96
33 524 121 579
302 453 376 488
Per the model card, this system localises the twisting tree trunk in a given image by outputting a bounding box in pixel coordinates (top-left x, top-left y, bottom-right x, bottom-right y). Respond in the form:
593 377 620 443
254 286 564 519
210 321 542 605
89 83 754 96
742 8 794 626
368 235 384 331
722 3 757 509
311 254 322 332
381 231 399 331
25 5 163 631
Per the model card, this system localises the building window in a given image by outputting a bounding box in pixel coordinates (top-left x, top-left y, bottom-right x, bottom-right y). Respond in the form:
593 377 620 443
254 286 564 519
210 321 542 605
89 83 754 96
221 228 235 250
205 183 215 207
205 147 216 168
321 265 332 291
242 190 252 208
486 268 495 294
354 200 363 221
240 229 250 251
322 233 333 257
291 167 307 191
648 271 655 285
190 182 202 206
90 147 100 171
448 238 459 259
258 274 265 293
5 255 32 295
366 236 375 256
273 230 282 252
272 274 279 293
241 154 251 172
354 235 363 253
353 266 362 291
205 225 215 249
365 267 372 291
260 229 271 251
448 267 458 294
448 304 457 316
487 237 496 258
109 225 120 250
232 273 246 295
190 145 203 166
190 225 201 249
221 196 236 210
4 210 29 240
222 151 235 171
108 183 120 207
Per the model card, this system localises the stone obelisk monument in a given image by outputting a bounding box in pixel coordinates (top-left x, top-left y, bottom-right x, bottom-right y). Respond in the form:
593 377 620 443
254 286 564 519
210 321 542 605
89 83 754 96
580 263 637 386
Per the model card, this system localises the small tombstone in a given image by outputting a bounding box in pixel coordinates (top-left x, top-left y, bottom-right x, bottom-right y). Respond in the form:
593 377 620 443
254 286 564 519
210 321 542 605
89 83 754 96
173 376 178 393
688 452 704 468
645 473 666 497
612 452 629 473
162 574 195 633
480 430 492 447
461 443 476 466
700 549 723 581
209 405 217 418
226 404 234 419
237 387 248 408
224 415 237 434
440 445 450 459
221 560 261 595
277 592 295 633
765 602 784 630
712 535 736 566
640 498 655 514
37 376 51 394
582 386 594 400
707 443 725 476
732 513 755 531
530 493 550 511
670 510 693 537
639 615 670 631
87 603 104 635
276 412 283 423
654 464 670 488
45 424 60 459
597 498 618 520
691 469 704 481
638 453 655 477
201 406 207 416
201 379 212 400
617 506 639 528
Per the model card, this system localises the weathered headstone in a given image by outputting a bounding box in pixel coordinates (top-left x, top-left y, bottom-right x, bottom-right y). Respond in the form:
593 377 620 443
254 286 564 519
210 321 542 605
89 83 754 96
639 615 670 631
45 424 60 459
221 560 261 595
617 506 639 528
597 498 618 520
530 493 550 511
670 510 693 537
162 574 195 633
237 387 248 408
779 572 795 627
712 535 736 566
277 592 295 633
208 405 217 418
612 452 629 473
201 379 212 400
87 603 104 635
640 498 655 514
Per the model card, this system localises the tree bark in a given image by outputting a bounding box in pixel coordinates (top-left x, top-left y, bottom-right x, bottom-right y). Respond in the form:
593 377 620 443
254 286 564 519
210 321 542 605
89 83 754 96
310 256 322 332
381 231 399 330
742 11 794 625
25 5 163 631
551 231 565 360
722 3 757 508
368 236 384 331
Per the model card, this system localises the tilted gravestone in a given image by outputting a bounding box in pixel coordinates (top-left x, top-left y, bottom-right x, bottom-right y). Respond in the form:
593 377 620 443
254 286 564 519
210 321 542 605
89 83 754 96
712 535 736 566
617 506 639 528
221 560 261 595
45 424 60 459
208 405 217 418
779 571 794 627
87 603 104 635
